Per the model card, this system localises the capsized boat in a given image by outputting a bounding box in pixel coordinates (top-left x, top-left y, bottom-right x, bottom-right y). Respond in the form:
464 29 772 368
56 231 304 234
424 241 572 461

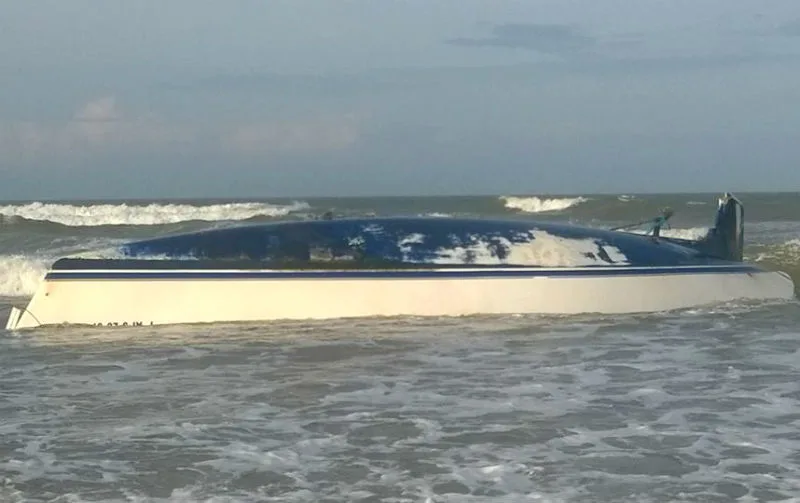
4 193 795 330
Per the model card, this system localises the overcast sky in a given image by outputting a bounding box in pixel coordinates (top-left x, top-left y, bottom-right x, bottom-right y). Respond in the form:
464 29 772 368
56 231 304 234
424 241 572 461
2 0 800 199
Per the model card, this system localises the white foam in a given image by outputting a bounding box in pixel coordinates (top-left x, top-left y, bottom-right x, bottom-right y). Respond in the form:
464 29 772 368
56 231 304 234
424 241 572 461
500 196 587 213
424 230 629 267
0 255 49 296
0 201 309 227
749 238 800 264
3 310 800 502
0 238 129 296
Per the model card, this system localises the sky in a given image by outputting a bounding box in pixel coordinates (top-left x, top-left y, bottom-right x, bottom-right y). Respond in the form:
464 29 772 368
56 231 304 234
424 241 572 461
2 0 800 199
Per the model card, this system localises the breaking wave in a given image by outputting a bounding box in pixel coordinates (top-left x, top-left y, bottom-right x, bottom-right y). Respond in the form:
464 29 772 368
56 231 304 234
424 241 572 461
0 255 49 297
500 196 587 213
0 238 129 296
0 201 309 227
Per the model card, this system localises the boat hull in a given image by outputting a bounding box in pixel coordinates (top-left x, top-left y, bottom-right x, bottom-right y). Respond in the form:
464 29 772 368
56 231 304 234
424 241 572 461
5 265 795 330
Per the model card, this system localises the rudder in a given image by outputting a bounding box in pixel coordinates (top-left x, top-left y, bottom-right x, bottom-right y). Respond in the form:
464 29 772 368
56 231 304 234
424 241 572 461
697 192 744 262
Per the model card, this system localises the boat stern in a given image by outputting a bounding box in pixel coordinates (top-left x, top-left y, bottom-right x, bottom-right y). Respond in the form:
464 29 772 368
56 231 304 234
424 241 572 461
5 304 44 330
4 277 50 330
5 306 26 330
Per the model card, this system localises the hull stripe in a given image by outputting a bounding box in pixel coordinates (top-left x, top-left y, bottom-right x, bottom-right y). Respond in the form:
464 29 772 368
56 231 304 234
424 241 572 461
45 265 762 281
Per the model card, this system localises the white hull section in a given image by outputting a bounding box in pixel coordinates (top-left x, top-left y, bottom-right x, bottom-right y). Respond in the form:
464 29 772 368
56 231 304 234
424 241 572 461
5 265 795 330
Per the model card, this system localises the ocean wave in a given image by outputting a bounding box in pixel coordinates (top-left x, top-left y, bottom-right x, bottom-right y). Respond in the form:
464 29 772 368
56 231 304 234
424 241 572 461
0 201 310 227
750 238 800 263
748 239 800 294
501 196 588 213
0 237 129 296
0 255 50 297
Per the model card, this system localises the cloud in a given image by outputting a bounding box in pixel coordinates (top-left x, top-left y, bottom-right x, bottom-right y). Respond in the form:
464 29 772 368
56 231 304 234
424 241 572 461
221 115 360 155
74 96 119 122
446 19 800 67
0 96 191 156
777 20 800 37
447 23 595 56
0 96 362 160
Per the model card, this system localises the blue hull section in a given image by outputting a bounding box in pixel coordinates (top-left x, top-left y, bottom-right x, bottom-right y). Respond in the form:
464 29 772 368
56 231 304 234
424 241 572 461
56 214 743 272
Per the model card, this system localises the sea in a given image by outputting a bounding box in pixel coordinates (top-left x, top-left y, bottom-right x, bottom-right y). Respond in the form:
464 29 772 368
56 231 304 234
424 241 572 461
1 192 799 502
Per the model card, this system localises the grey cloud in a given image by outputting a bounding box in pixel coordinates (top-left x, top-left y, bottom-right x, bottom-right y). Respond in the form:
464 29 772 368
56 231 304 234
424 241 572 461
777 20 800 37
447 23 595 55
